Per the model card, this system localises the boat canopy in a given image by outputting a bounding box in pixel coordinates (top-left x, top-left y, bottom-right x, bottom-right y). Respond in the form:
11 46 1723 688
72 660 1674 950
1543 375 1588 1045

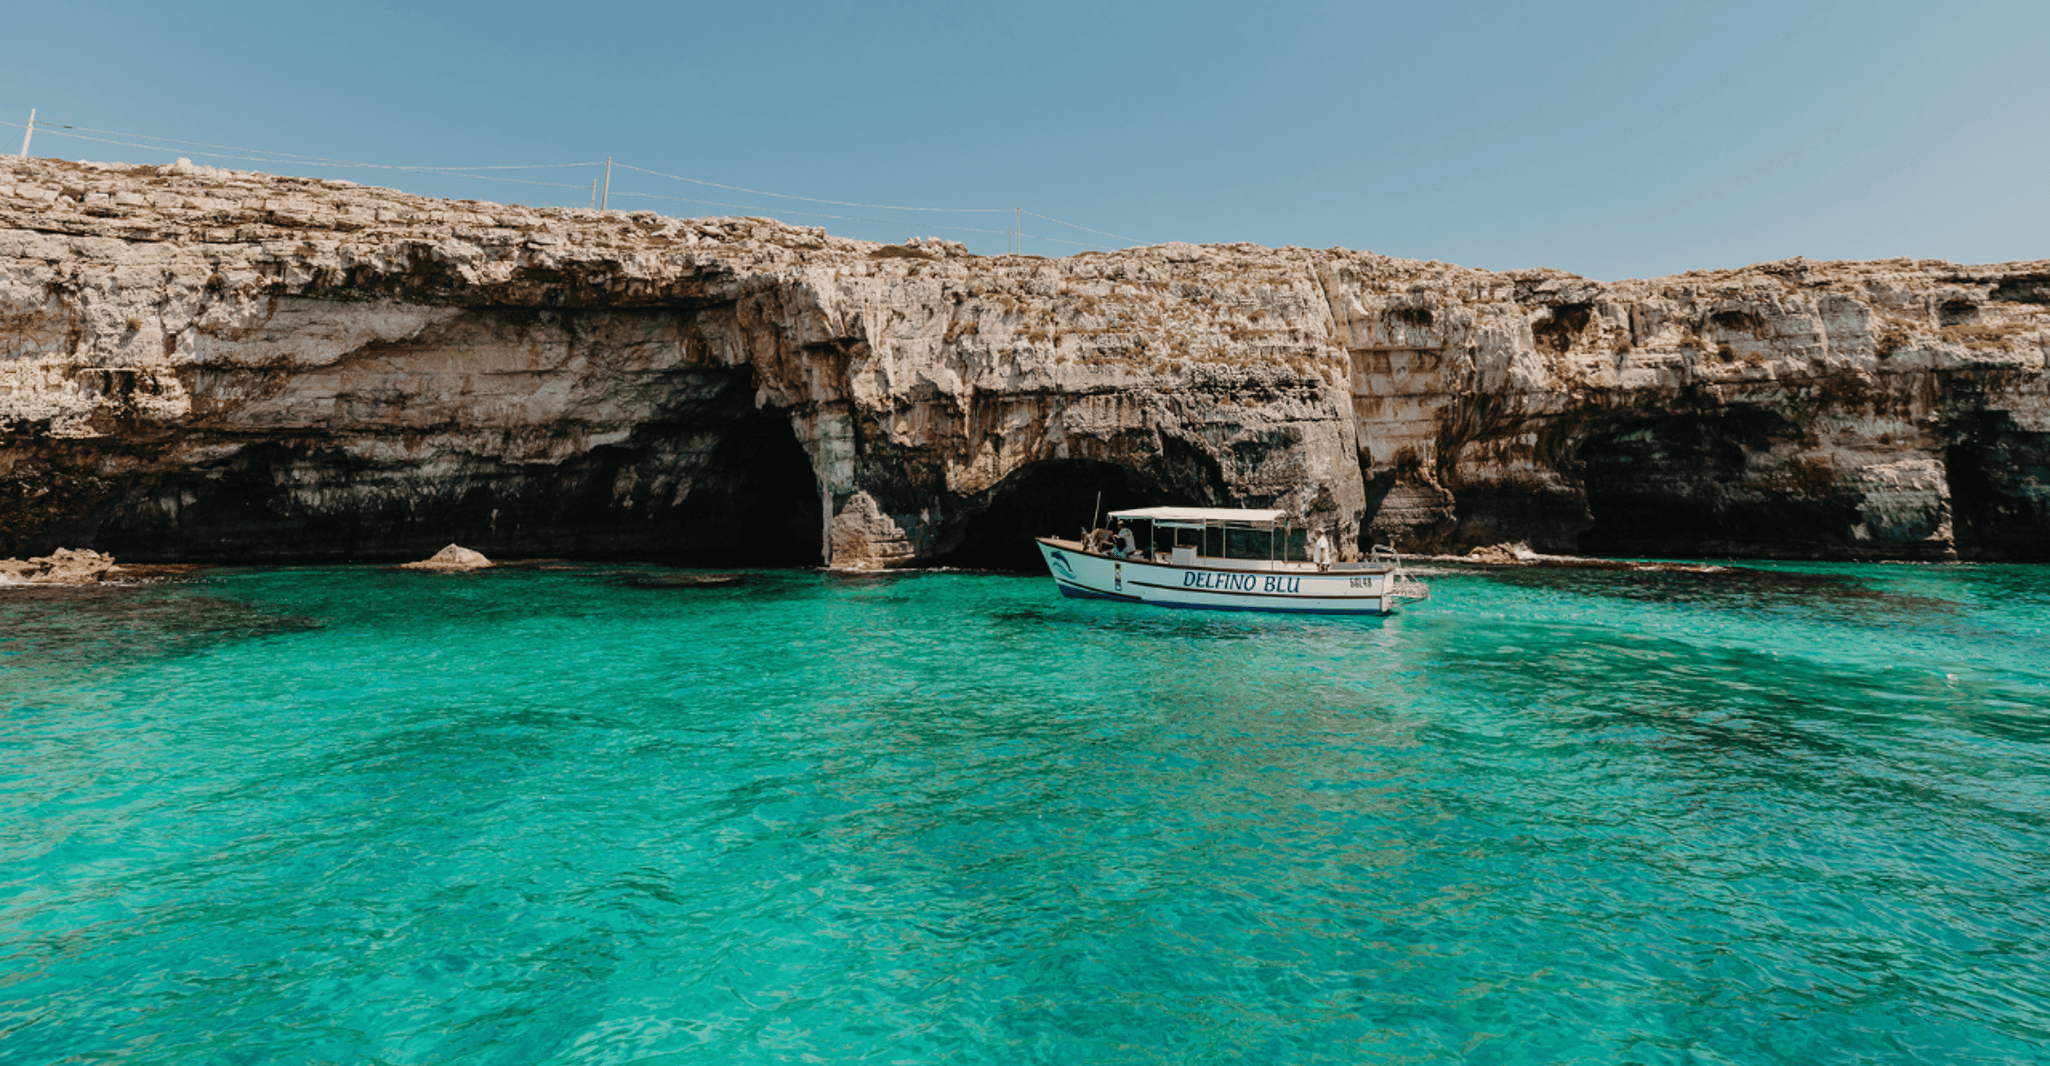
1106 506 1289 529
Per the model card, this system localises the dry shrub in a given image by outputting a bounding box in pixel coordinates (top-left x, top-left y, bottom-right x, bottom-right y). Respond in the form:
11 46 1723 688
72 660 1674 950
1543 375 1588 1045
1939 323 2031 349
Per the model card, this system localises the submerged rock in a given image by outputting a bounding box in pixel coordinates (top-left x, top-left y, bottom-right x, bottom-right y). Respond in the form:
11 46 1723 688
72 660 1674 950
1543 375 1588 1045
0 548 120 585
398 545 493 571
618 572 752 589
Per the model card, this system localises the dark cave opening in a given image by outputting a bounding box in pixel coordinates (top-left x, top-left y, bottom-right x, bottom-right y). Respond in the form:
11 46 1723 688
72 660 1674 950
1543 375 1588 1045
1945 413 2050 562
86 407 830 566
667 410 824 567
1576 411 1843 557
934 459 1171 571
41 343 833 563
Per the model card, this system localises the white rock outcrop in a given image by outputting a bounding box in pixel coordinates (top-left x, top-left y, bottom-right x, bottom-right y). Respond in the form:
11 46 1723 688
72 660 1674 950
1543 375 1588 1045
398 544 493 571
0 547 120 584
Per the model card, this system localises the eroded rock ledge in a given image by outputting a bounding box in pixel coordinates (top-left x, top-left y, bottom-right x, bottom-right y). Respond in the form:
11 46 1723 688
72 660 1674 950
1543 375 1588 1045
2 156 2046 566
0 547 119 584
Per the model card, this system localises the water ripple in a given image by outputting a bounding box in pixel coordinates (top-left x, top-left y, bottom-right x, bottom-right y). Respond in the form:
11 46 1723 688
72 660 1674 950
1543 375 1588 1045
3 562 2048 1063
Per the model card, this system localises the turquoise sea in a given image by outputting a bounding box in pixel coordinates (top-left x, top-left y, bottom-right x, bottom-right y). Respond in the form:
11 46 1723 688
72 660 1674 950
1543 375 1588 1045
3 561 2048 1065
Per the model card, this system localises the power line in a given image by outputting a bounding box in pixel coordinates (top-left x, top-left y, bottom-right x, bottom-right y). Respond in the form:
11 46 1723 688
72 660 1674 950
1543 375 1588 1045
2 114 1154 250
613 163 1009 214
0 121 603 185
602 190 1116 250
1022 233 1105 249
384 171 594 192
0 118 604 173
607 190 1016 238
6 127 595 192
1022 210 1148 246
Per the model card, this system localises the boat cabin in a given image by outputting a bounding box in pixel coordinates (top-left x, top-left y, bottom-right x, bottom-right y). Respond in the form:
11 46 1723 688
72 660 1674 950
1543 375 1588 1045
1083 506 1378 572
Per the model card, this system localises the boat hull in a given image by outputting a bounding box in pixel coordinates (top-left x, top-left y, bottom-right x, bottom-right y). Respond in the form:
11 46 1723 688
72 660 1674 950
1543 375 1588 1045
1036 538 1400 615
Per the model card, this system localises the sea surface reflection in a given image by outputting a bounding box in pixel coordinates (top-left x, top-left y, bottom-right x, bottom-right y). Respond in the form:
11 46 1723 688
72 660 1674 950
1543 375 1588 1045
3 561 2047 1064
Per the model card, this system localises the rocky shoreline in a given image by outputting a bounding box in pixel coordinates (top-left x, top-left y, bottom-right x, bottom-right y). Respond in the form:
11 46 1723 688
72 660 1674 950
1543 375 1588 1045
2 156 2045 567
1424 542 1731 573
0 547 122 585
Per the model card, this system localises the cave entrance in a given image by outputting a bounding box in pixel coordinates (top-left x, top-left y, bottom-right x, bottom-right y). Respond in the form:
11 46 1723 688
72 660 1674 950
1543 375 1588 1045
935 459 1171 571
1577 411 1841 557
1946 413 2050 562
668 410 824 566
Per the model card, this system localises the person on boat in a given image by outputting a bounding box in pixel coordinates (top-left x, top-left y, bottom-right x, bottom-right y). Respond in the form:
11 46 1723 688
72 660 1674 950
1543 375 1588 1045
1312 530 1332 570
1114 521 1138 559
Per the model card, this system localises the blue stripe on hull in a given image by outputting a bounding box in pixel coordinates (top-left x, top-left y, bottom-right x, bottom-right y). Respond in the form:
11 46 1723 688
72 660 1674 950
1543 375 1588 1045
1054 580 1385 615
1135 598 1389 616
1055 582 1142 603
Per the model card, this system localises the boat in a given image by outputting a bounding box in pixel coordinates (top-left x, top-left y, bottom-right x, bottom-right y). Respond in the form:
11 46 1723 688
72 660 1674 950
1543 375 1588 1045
1035 506 1429 615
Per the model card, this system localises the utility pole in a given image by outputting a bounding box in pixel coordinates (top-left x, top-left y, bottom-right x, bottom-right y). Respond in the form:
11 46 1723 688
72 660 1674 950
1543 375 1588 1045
17 109 32 159
601 157 611 211
1014 206 1020 254
589 179 596 210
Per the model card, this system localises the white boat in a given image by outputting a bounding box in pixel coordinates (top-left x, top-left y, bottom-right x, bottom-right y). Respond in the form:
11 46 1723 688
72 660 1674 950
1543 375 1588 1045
1035 506 1429 615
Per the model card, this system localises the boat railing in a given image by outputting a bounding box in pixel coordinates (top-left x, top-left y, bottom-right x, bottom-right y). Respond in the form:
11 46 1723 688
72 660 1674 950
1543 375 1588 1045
1374 543 1432 603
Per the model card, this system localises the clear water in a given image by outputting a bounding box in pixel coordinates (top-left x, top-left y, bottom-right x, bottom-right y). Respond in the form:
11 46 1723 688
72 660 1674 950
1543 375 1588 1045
3 561 2047 1065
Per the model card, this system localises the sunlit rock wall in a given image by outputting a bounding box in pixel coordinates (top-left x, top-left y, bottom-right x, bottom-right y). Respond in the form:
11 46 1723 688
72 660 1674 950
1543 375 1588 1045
2 156 2046 565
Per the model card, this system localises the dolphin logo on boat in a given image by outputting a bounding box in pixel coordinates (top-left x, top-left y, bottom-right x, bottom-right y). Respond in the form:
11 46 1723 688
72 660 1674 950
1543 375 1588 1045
1049 551 1075 579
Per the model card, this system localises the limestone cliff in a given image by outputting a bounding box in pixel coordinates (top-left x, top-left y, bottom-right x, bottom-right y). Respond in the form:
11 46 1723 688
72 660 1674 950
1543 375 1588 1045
2 156 2045 566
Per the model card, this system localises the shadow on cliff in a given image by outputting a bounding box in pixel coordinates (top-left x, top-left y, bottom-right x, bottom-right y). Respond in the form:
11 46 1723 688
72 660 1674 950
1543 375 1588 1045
932 459 1176 572
14 403 827 567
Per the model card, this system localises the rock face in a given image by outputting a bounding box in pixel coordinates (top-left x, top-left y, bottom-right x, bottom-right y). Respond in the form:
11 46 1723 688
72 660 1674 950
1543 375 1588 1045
2 156 2046 567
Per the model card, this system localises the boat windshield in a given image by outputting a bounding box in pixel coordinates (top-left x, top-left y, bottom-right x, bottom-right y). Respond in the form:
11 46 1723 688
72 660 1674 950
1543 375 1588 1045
1106 506 1285 526
1100 507 1307 563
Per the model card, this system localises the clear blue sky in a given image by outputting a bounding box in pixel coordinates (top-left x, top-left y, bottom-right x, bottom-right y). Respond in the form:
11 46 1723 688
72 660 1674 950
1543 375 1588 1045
6 0 2045 279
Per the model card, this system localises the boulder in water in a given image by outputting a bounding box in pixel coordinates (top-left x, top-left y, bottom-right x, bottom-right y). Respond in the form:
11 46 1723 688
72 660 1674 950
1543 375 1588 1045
0 548 120 585
398 544 493 571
